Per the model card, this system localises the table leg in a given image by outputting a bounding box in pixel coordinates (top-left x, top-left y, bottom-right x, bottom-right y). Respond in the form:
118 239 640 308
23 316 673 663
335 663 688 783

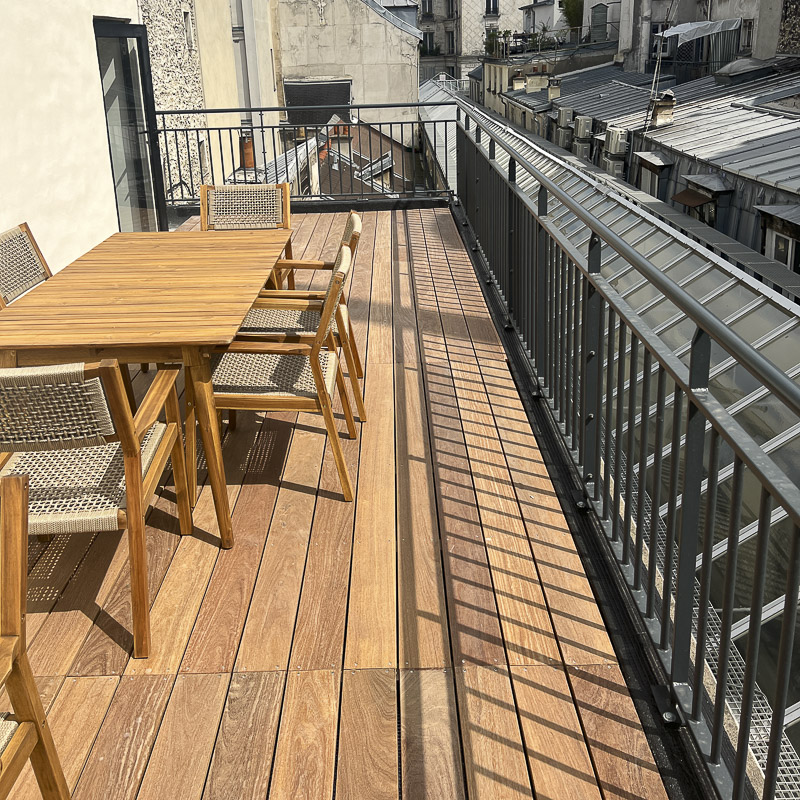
184 349 234 549
184 376 198 506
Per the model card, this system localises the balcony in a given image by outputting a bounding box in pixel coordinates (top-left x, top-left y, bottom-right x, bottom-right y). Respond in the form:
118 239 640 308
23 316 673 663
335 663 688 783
2 208 672 800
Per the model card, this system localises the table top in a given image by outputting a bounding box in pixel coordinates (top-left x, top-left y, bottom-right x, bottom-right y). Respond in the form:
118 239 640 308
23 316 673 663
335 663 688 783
0 230 291 349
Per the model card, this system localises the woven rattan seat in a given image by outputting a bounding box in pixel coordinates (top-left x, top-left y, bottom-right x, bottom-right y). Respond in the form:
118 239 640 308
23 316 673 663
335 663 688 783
212 352 337 399
1 422 166 536
239 306 338 337
0 224 50 306
0 713 18 755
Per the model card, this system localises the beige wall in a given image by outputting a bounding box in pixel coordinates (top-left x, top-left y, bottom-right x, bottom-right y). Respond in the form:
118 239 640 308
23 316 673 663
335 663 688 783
194 0 240 110
0 1 142 272
277 0 419 129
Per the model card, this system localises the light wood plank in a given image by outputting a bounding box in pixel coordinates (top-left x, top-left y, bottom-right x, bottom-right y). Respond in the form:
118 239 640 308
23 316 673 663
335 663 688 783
136 673 229 800
400 669 465 800
510 665 603 800
202 672 285 800
268 670 340 800
335 669 398 800
568 664 669 800
73 675 174 800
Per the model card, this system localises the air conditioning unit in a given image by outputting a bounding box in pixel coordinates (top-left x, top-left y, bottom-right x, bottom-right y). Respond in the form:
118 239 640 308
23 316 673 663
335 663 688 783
606 127 628 155
574 115 593 139
601 155 625 178
572 141 591 160
557 106 573 128
556 127 573 150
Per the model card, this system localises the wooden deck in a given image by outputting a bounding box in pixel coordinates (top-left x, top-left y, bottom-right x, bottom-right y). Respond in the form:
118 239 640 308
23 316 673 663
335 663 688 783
6 210 669 800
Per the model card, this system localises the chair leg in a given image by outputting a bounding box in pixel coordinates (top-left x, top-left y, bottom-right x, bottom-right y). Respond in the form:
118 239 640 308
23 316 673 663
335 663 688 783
184 378 198 507
141 363 150 373
339 332 367 422
228 409 237 431
319 398 353 501
286 270 296 290
166 387 193 537
348 315 364 379
127 512 152 658
121 365 137 410
333 359 357 440
5 654 70 799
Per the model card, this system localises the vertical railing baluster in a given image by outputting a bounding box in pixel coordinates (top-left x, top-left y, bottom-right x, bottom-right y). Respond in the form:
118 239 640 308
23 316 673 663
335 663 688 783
672 327 711 685
647 366 667 618
612 322 627 542
622 336 639 565
602 309 616 521
571 268 581 450
634 349 652 590
582 233 602 488
535 186 547 378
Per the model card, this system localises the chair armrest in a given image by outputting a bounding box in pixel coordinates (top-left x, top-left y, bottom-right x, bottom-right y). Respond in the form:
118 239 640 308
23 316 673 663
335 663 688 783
133 368 180 441
250 297 323 311
276 259 335 270
219 341 314 356
258 290 326 300
0 637 19 685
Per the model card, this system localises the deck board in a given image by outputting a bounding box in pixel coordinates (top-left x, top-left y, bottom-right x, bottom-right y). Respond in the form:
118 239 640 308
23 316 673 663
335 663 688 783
8 210 669 800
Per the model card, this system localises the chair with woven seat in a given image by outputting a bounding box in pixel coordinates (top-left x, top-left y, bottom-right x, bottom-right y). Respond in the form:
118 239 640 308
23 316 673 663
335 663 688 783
0 360 194 658
206 244 358 501
200 182 295 289
0 475 70 799
236 212 366 421
0 224 143 405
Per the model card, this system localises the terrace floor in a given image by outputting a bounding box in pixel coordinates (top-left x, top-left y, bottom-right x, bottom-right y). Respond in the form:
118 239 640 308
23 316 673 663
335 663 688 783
7 210 669 800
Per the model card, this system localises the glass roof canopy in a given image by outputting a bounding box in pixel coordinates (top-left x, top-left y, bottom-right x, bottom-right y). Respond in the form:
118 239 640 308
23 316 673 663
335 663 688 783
420 80 800 776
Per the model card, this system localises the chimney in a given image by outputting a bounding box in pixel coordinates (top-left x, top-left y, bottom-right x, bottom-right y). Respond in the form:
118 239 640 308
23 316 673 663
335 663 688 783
650 90 676 127
753 0 783 60
513 76 525 91
548 77 561 101
526 73 549 92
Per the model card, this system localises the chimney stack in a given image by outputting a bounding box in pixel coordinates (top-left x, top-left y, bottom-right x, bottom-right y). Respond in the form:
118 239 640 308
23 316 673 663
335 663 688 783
650 90 676 127
548 77 561 101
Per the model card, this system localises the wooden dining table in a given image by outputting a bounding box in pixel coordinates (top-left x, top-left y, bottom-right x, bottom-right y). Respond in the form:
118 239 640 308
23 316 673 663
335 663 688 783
0 229 292 548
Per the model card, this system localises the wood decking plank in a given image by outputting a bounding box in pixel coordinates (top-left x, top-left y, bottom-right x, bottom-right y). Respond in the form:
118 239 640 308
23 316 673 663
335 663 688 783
335 669 398 800
72 674 174 800
268 669 340 800
568 664 669 800
510 665 603 800
455 666 534 800
136 673 229 800
202 672 285 800
8 676 118 800
180 414 291 674
400 669 465 800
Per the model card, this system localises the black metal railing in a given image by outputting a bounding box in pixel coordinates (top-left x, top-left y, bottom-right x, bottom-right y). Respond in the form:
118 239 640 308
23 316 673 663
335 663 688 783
455 105 800 800
153 103 456 212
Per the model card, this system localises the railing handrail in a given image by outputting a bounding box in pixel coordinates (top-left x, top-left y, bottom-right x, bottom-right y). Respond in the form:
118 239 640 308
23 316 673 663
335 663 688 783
454 100 800 422
155 101 458 117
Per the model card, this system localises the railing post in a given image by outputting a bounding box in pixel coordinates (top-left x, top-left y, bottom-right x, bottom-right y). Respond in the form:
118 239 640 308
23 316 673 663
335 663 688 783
671 326 711 685
507 158 516 322
583 234 601 492
535 185 548 380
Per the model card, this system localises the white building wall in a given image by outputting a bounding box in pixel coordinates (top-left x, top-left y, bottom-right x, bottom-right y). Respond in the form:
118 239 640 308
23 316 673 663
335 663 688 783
0 0 142 271
277 0 419 126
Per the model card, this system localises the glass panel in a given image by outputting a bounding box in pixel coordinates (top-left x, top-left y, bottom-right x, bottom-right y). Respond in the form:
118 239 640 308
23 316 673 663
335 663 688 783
774 234 790 264
96 35 158 231
729 303 792 345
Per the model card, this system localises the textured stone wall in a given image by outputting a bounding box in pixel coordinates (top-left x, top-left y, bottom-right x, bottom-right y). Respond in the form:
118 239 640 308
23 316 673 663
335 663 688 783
139 0 208 201
779 0 800 54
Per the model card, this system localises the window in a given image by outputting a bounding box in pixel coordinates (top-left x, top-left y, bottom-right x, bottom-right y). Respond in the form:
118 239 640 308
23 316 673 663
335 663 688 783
741 19 754 50
422 31 434 53
446 30 455 54
446 0 455 17
485 0 498 15
182 9 195 51
639 167 659 197
767 230 800 272
421 0 432 15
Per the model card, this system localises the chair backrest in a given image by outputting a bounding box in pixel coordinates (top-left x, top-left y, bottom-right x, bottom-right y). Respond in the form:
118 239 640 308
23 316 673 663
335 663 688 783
0 361 134 454
0 224 51 308
314 245 353 353
200 184 291 231
0 474 27 641
342 212 362 256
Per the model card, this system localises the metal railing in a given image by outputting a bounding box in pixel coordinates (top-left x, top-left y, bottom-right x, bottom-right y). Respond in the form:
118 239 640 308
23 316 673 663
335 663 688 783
153 103 455 210
456 108 800 800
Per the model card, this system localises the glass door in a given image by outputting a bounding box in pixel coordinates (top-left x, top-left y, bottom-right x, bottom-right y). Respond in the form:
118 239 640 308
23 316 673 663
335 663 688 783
94 20 167 231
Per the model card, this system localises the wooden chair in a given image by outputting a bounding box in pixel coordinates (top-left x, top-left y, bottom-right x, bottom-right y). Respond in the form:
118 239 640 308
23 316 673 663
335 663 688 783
199 183 295 289
237 212 366 421
0 475 70 799
0 361 194 658
0 224 143 404
205 245 358 500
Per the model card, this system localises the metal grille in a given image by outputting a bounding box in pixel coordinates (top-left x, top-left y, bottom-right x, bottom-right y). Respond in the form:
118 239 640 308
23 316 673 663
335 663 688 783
0 363 115 452
207 184 284 230
0 226 48 305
